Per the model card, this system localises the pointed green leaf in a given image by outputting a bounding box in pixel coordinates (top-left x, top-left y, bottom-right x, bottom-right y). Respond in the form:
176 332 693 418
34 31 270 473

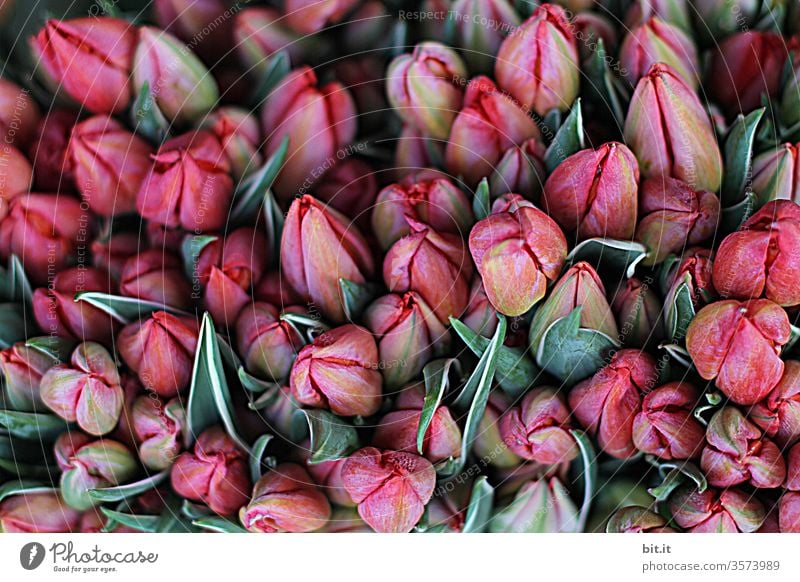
262 188 284 266
74 291 191 324
665 276 696 342
230 135 289 225
0 255 33 304
568 238 648 279
418 358 461 455
193 516 249 533
251 50 291 107
88 470 169 503
100 508 159 533
722 108 765 205
571 429 598 532
131 81 169 143
583 38 628 125
181 234 219 282
462 476 495 533
472 178 491 221
249 433 275 482
648 462 707 503
719 191 756 236
0 410 71 440
0 480 54 502
659 342 694 369
25 336 76 363
340 278 378 322
298 409 359 464
238 366 280 393
544 98 584 173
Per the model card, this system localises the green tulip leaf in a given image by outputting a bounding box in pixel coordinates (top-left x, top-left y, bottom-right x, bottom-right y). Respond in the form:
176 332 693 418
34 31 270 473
340 278 378 322
181 499 212 520
582 38 628 125
0 410 71 440
230 135 289 225
0 303 26 349
194 516 249 533
418 358 461 455
131 81 169 143
719 190 756 236
722 108 765 205
25 336 76 363
462 476 495 533
0 479 54 502
472 178 491 221
571 429 598 533
693 391 723 425
249 433 276 482
181 235 219 282
88 470 169 503
152 497 199 533
544 98 584 173
659 342 694 369
238 366 280 393
299 409 359 464
665 276 696 342
568 238 648 280
657 254 681 295
280 311 328 343
784 323 800 355
262 188 285 267
100 508 160 533
251 50 291 108
648 462 707 503
0 435 57 479
74 291 191 325
0 255 32 304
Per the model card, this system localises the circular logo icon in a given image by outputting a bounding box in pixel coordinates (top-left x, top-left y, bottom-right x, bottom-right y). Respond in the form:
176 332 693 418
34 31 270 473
20 542 45 570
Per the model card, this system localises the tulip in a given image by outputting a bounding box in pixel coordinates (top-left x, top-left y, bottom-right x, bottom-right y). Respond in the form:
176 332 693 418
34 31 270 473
118 311 199 397
281 195 375 323
233 7 306 75
153 0 232 62
474 391 521 469
314 158 379 227
137 130 233 232
750 360 800 448
30 17 135 114
0 194 92 286
40 342 124 436
691 0 759 41
624 0 691 31
0 77 41 147
687 299 790 405
750 143 799 207
171 426 251 515
494 4 579 116
669 485 765 532
491 192 535 215
663 247 716 308
450 0 520 73
0 144 32 213
254 271 305 307
636 177 720 265
0 342 55 411
133 26 219 124
290 324 382 417
306 458 354 508
612 277 664 347
365 293 451 389
28 109 77 192
394 124 440 179
605 506 676 533
67 115 152 217
32 267 117 344
542 142 639 240
569 349 659 458
700 407 786 489
445 76 541 187
780 493 800 532
372 383 462 463
255 385 303 439
462 278 500 338
55 432 138 511
469 206 566 317
489 476 579 533
284 0 359 34
201 106 262 181
341 447 436 533
386 42 467 140
573 12 619 62
333 57 388 135
236 303 303 383
261 67 357 199
785 443 800 490
707 31 787 117
119 249 192 309
528 262 619 351
0 491 81 533
632 381 705 459
384 217 473 325
131 394 186 471
240 464 331 532
499 387 578 464
371 175 474 250
91 232 141 283
489 139 546 202
619 18 698 88
623 63 722 193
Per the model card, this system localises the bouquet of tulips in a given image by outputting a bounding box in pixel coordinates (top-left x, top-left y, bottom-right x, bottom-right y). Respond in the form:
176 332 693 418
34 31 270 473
1 0 800 534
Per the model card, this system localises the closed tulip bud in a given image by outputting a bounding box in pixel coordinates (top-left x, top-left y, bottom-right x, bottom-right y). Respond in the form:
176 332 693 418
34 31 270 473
91 232 141 282
314 158 378 227
386 42 466 141
469 206 566 317
233 8 306 74
606 506 676 533
569 349 659 459
137 130 233 232
687 299 790 405
281 195 375 323
700 407 786 489
750 360 800 448
636 177 720 265
40 342 123 436
201 107 262 181
171 426 251 515
620 18 698 88
669 485 765 532
32 267 117 343
625 0 691 31
624 63 722 193
691 0 759 40
55 432 138 511
372 175 474 250
490 194 534 217
258 385 303 438
0 144 32 212
254 271 305 309
342 447 436 533
133 26 219 124
0 78 41 147
462 278 499 338
542 142 639 240
28 109 77 192
241 464 331 532
0 343 54 411
632 381 704 459
307 458 354 507
474 391 521 468
489 139 546 202
450 0 520 73
529 262 618 351
786 444 800 490
445 76 541 187
612 277 664 347
0 194 92 286
261 67 357 199
118 311 199 397
489 476 578 533
284 0 359 34
750 144 799 206
291 324 382 417
495 4 579 116
663 247 716 307
394 124 440 179
0 491 81 533
153 0 232 62
236 303 303 383
780 492 800 532
707 32 787 117
500 387 578 464
365 293 451 389
119 249 192 309
131 394 185 471
373 383 461 463
30 17 135 114
385 218 472 325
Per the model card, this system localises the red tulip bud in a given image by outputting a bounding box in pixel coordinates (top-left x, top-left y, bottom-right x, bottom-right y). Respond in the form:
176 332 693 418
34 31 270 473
686 299 790 405
461 278 500 338
606 506 676 533
28 109 77 192
341 447 436 533
612 277 665 347
574 12 619 61
469 206 567 317
750 143 800 206
669 486 765 532
780 492 800 532
663 247 716 307
254 271 305 307
202 106 262 181
91 232 141 283
0 491 81 533
0 77 41 148
118 311 199 397
620 17 698 88
314 158 379 228
233 7 306 75
131 394 186 471
171 426 251 515
632 381 704 459
474 391 521 468
489 475 578 532
119 249 192 309
394 124 439 179
236 302 303 383
489 139 546 202
450 0 520 72
0 342 55 411
290 324 382 417
284 0 359 34
569 349 659 458
306 458 354 507
750 360 800 448
0 144 32 214
153 0 232 62
624 0 691 32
